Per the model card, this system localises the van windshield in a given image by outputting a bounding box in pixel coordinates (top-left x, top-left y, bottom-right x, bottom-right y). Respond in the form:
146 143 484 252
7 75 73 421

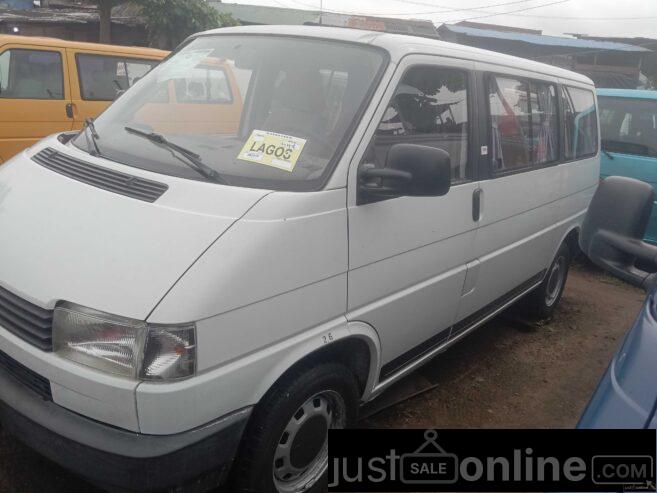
599 96 657 158
72 35 386 191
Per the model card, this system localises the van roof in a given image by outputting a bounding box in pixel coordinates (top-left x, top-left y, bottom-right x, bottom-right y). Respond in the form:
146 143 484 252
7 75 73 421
0 34 169 59
200 25 594 85
597 88 657 100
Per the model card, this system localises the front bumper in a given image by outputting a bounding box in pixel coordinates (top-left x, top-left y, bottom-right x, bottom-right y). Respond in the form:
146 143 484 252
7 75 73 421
0 360 252 492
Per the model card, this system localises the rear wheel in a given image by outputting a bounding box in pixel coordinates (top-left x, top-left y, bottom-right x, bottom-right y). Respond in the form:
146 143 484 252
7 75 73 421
526 242 571 319
231 362 359 493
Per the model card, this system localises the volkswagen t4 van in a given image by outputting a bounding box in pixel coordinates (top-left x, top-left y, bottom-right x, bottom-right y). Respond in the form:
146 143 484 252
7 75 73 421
0 26 599 492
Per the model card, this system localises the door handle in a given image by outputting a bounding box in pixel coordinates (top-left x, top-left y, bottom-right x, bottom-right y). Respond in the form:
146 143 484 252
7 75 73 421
472 188 482 222
65 103 74 119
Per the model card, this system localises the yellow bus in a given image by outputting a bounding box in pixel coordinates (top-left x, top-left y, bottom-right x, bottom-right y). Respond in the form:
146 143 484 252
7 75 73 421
0 35 168 163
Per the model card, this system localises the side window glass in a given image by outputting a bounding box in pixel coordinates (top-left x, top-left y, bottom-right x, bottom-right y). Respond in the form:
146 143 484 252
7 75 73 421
126 60 157 87
78 54 129 100
489 76 559 173
530 82 559 166
173 66 232 104
362 65 470 182
0 51 9 94
489 76 531 172
563 86 598 159
0 49 63 100
78 56 156 101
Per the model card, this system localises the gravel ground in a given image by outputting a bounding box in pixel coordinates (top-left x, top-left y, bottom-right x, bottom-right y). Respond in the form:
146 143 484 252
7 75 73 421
0 262 646 492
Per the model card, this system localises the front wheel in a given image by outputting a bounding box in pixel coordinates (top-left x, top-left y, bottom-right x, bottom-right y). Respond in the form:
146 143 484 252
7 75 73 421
230 362 359 493
525 242 571 319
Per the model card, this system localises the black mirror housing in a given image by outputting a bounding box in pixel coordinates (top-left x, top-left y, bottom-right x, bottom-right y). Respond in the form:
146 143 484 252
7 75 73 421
359 144 451 203
580 176 657 289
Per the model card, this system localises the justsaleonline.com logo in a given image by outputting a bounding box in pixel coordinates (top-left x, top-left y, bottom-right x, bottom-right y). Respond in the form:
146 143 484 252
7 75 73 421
328 429 656 492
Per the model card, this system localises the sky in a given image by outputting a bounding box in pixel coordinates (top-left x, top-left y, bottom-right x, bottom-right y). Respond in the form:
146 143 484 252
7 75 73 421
228 0 657 39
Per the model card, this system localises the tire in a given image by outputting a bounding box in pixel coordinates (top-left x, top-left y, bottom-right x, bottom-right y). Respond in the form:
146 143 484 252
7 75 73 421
525 242 571 319
230 362 360 493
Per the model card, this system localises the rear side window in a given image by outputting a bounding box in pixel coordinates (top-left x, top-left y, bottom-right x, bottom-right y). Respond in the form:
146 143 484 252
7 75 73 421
77 54 158 101
362 65 470 182
0 51 9 94
599 96 657 158
488 75 558 173
563 86 598 159
530 82 559 166
0 49 63 100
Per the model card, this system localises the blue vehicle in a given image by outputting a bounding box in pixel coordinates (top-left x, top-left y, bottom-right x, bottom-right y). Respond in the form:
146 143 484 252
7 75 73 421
598 89 657 244
578 176 657 431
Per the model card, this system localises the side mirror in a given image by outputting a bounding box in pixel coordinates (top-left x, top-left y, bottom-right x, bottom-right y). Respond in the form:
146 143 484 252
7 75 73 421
358 144 451 204
580 176 657 290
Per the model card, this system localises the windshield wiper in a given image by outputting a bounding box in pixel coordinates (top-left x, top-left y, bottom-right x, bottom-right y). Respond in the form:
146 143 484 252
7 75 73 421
602 148 615 160
83 117 101 157
124 126 226 184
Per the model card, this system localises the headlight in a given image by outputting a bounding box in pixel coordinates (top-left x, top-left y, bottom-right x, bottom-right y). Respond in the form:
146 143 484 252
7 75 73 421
53 303 196 380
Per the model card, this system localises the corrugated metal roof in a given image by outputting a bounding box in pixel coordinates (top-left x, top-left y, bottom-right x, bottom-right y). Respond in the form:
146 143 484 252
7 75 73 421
0 8 144 26
442 24 651 53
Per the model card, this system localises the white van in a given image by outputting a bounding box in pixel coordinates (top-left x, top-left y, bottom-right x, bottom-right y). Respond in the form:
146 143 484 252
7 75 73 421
0 26 599 492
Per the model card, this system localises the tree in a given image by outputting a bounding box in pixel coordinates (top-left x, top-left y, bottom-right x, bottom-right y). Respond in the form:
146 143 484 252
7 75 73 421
136 0 238 50
96 0 124 44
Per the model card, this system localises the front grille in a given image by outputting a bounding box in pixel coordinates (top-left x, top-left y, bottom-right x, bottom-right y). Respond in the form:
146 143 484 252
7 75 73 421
32 147 168 202
0 285 53 351
0 349 52 400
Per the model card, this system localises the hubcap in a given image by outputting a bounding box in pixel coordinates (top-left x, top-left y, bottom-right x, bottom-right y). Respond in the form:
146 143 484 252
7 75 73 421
273 390 346 493
545 255 566 307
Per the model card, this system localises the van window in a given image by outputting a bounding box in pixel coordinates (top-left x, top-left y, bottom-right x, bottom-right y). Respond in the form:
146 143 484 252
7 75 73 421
0 49 63 100
489 76 531 172
489 76 559 172
563 86 598 159
530 82 559 166
362 66 470 181
599 96 657 158
77 54 158 101
0 51 9 94
173 65 232 104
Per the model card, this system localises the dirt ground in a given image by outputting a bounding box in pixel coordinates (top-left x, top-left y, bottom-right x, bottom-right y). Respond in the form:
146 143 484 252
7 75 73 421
0 262 646 492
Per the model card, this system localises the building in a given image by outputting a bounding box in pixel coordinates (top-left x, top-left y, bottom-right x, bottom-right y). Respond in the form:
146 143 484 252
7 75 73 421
571 35 657 88
0 1 148 46
437 21 653 89
209 2 438 38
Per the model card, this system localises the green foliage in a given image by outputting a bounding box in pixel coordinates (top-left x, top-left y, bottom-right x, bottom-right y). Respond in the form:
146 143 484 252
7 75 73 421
135 0 238 50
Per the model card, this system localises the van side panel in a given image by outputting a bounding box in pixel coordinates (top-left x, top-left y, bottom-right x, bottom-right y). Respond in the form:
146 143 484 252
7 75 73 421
457 67 599 322
456 164 565 319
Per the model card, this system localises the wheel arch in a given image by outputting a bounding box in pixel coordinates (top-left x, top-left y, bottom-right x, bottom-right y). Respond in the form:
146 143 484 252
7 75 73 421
561 225 581 258
252 321 382 409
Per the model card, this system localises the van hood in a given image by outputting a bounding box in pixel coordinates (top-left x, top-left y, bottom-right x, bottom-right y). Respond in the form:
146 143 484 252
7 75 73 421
0 138 269 320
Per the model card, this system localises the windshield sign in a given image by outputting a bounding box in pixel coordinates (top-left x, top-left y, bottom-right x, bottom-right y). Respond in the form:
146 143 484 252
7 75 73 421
72 35 386 191
599 96 657 159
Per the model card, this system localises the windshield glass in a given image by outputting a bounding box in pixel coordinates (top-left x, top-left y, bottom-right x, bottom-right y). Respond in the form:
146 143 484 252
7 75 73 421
599 96 657 158
72 35 386 191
